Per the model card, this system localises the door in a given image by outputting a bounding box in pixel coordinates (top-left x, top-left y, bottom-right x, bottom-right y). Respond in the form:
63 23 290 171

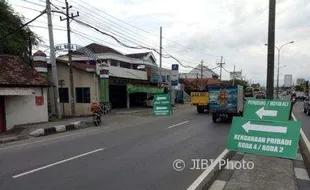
0 96 6 133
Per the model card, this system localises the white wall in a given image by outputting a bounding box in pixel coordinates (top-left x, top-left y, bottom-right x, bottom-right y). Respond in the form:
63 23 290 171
110 66 147 80
5 88 48 130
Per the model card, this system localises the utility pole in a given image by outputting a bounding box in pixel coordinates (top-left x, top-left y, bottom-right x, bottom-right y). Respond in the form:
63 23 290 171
217 56 225 80
232 65 236 85
200 60 203 89
196 73 198 89
266 0 276 99
159 26 162 83
46 0 61 118
60 0 79 116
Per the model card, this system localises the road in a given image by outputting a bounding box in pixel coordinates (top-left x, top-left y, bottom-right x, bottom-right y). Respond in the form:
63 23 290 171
0 106 231 190
293 101 310 139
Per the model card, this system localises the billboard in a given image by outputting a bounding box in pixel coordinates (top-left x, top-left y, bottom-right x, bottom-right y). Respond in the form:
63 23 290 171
230 71 242 79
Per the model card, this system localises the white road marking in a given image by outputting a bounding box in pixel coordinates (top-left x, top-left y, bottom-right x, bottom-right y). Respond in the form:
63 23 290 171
0 127 107 151
186 149 230 190
167 121 189 129
12 148 105 179
295 168 310 181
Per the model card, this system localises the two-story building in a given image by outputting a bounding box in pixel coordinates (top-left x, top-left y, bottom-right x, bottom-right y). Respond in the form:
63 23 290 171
49 43 168 116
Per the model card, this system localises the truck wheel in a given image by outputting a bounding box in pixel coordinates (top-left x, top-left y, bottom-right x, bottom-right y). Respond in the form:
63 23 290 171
212 114 217 123
307 109 310 116
304 108 307 113
197 107 204 113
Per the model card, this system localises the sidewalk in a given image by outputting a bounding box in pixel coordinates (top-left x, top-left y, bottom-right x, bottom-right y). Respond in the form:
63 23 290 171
0 117 93 143
208 150 310 190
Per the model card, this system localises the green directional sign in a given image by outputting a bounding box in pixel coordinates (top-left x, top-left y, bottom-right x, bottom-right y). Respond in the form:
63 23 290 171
152 94 172 116
227 117 301 159
244 99 291 121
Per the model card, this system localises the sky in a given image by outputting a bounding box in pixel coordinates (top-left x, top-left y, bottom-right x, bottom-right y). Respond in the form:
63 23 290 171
8 0 310 86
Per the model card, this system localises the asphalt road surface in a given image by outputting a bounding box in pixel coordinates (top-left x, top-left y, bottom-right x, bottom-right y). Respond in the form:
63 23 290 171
293 101 310 139
0 106 231 190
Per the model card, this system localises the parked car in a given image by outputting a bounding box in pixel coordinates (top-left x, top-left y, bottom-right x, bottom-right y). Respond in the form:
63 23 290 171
256 91 266 99
296 91 306 100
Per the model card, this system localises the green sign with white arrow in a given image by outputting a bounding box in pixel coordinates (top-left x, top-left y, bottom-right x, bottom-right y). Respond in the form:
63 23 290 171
243 99 291 121
227 117 301 159
152 94 172 116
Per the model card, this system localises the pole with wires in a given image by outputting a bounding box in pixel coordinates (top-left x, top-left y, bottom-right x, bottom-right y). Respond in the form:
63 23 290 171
60 0 79 116
46 0 61 118
232 65 236 85
200 60 203 89
217 56 225 80
159 26 162 83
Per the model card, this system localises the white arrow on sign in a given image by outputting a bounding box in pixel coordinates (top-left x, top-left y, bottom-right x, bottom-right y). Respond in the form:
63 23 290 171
156 107 167 110
242 121 287 134
256 107 278 119
157 97 166 101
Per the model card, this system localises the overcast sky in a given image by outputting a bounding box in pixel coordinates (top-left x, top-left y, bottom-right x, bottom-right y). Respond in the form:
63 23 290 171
9 0 310 86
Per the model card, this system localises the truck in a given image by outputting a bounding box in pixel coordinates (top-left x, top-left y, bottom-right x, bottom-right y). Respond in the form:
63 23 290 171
191 89 209 113
208 85 244 123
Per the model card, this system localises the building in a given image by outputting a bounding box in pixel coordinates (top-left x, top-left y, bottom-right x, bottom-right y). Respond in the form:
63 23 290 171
296 78 305 85
0 55 51 133
179 64 219 79
284 74 293 87
51 43 169 116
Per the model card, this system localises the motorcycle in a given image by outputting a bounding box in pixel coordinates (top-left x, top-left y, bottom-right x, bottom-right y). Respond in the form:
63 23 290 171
91 102 104 126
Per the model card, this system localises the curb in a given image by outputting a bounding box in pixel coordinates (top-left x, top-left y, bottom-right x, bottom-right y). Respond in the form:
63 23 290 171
186 149 234 190
29 121 84 137
0 136 19 144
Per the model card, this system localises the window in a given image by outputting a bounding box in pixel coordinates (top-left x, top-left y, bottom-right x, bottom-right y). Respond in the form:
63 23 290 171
110 59 118 66
120 61 131 69
59 88 69 103
162 75 166 82
76 87 91 103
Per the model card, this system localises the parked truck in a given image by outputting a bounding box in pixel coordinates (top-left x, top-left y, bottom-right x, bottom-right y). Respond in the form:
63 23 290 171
208 85 244 123
191 89 209 113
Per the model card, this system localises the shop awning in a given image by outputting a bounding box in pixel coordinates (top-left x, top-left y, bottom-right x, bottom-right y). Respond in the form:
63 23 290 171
127 83 163 94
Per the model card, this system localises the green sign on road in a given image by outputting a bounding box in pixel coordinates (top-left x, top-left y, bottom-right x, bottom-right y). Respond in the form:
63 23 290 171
227 117 301 159
244 99 291 121
152 94 172 116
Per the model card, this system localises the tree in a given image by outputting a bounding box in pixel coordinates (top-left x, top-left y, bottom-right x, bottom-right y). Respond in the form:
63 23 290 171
295 85 303 91
227 79 249 88
0 0 40 61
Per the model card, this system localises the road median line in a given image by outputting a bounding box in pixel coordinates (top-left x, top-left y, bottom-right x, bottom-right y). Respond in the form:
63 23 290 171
12 148 105 179
167 121 189 129
186 149 233 190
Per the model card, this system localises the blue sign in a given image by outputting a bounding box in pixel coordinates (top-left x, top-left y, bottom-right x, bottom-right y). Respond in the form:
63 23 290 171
172 64 179 70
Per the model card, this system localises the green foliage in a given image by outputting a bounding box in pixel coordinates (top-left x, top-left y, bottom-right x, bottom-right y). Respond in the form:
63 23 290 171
0 0 40 59
295 85 303 91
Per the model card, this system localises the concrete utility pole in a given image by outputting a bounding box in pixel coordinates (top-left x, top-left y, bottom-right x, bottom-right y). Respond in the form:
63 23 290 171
232 65 236 85
266 0 276 99
217 56 225 80
60 0 79 116
200 60 203 89
46 0 61 118
159 26 162 83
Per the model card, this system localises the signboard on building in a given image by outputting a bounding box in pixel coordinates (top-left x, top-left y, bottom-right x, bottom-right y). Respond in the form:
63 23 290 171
152 94 172 116
171 64 179 86
96 63 109 78
227 117 301 159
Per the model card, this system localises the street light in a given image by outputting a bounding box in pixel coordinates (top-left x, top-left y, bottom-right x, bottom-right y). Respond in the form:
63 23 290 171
265 41 294 98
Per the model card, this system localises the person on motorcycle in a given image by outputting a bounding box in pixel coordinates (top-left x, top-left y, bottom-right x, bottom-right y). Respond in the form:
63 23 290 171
91 101 104 114
289 93 297 120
